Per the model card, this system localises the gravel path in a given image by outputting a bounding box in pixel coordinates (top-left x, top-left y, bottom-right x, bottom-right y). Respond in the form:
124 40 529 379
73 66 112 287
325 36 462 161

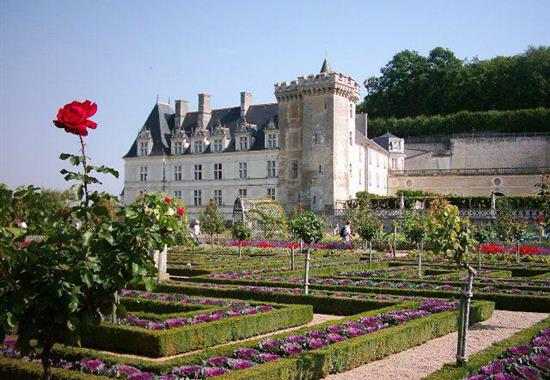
96 313 343 362
325 310 548 380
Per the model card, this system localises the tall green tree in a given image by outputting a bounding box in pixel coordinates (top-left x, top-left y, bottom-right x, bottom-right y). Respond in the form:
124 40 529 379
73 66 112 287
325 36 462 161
288 211 324 295
199 199 226 245
231 220 252 258
402 211 430 276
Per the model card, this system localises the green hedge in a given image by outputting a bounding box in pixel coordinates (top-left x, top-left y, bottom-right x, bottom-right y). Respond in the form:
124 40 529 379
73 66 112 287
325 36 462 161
423 317 550 380
0 302 494 379
0 357 105 380
368 107 550 137
81 303 312 357
157 282 399 315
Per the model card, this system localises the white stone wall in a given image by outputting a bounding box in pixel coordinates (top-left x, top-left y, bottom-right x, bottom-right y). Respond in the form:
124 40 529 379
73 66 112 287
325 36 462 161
124 150 279 220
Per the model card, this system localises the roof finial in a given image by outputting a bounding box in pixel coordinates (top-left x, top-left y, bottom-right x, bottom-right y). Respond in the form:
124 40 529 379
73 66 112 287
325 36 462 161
156 94 159 103
320 56 333 74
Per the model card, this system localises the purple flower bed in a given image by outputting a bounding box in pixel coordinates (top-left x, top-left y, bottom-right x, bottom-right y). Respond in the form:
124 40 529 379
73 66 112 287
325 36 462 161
119 290 275 330
467 328 550 380
2 299 458 379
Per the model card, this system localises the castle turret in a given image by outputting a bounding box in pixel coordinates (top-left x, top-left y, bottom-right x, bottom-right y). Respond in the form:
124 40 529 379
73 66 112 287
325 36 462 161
275 59 360 212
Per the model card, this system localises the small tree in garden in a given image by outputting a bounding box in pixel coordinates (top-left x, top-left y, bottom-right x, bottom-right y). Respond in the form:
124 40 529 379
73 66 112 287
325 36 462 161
402 211 430 277
430 204 478 366
231 220 252 258
472 223 495 269
199 199 226 245
0 100 185 380
288 211 324 295
352 208 382 262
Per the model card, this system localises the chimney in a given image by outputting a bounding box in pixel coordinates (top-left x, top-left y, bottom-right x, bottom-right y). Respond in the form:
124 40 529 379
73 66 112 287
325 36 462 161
198 93 211 129
240 91 252 117
355 113 368 137
174 100 188 129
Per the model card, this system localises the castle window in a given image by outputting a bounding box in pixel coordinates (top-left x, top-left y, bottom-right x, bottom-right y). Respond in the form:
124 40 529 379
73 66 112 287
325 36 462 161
239 162 248 179
313 133 320 144
318 165 322 173
391 158 397 169
174 165 182 181
349 164 352 177
214 163 223 180
239 136 249 151
267 133 278 149
139 166 148 182
368 151 372 165
349 131 353 145
214 139 223 152
139 142 148 156
214 190 223 206
313 195 317 204
194 164 202 180
359 169 362 184
368 170 373 186
291 161 298 179
350 103 354 118
238 188 247 198
194 140 203 153
193 190 202 206
174 141 183 154
267 161 277 178
174 190 182 198
267 188 276 200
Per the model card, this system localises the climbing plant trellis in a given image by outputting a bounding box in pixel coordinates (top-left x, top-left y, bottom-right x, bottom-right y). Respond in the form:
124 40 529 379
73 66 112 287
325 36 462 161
232 197 287 239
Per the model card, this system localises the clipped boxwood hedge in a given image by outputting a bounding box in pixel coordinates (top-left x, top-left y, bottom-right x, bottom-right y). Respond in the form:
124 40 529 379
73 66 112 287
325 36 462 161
81 303 312 357
423 317 550 380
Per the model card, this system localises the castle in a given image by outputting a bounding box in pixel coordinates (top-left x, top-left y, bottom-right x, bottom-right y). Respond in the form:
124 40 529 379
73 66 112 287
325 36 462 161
123 59 549 218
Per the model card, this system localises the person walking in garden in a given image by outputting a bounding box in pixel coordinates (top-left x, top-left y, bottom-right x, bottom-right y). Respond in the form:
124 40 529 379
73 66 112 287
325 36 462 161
341 220 353 243
192 220 201 245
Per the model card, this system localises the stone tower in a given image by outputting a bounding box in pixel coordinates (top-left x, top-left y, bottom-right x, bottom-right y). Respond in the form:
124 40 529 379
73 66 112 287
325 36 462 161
275 59 360 212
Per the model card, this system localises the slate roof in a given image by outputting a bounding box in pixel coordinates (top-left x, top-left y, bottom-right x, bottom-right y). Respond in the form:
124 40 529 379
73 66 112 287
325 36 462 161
124 102 278 158
320 58 333 73
355 131 388 153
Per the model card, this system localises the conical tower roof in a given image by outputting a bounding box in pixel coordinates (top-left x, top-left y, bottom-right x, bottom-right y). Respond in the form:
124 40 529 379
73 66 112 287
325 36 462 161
320 57 333 73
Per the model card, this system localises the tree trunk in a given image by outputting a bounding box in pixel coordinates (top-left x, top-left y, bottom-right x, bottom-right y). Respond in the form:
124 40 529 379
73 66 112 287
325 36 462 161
456 266 476 366
515 241 520 263
290 245 295 270
211 233 214 246
239 242 242 258
392 224 397 258
303 247 311 295
111 290 119 325
41 343 52 380
478 249 482 271
418 241 423 278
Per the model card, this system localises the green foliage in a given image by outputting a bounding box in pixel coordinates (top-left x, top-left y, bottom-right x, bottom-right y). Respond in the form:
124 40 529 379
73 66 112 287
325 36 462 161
402 211 430 246
428 205 477 266
199 199 225 242
471 223 496 244
231 221 252 242
351 208 382 243
246 200 288 239
360 46 550 119
496 198 527 242
287 211 324 244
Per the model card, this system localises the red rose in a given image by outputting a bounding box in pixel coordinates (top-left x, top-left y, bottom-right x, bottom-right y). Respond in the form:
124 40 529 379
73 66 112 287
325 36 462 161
53 100 97 136
165 197 171 203
177 208 185 216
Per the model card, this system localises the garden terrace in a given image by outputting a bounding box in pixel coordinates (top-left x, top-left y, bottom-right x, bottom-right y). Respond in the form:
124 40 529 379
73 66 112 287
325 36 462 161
0 299 494 379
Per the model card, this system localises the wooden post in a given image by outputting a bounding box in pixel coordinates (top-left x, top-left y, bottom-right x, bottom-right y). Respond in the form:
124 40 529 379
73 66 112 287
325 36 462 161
369 241 373 263
478 249 482 271
515 241 520 263
304 246 311 295
418 241 423 278
290 245 295 270
392 224 397 258
239 241 243 258
111 291 119 325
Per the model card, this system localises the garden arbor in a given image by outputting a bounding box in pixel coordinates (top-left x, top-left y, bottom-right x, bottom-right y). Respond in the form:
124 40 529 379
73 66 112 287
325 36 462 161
232 197 287 239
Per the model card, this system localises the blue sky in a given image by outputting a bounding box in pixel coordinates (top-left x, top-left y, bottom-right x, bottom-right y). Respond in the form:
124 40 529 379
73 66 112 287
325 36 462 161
1 0 549 194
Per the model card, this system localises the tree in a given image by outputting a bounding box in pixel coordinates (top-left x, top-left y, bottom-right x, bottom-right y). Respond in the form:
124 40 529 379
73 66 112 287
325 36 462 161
199 199 226 245
429 204 478 366
352 208 382 262
231 221 252 258
288 211 324 295
0 100 183 380
402 211 430 276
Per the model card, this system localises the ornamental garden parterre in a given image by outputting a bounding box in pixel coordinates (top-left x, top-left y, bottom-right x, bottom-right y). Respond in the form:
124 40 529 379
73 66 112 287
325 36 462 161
0 100 549 379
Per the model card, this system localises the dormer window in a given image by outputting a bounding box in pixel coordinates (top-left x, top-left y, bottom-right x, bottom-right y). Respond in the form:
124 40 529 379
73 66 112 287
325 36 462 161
267 133 278 149
194 140 204 153
239 136 249 151
174 141 183 154
213 139 223 152
139 142 148 156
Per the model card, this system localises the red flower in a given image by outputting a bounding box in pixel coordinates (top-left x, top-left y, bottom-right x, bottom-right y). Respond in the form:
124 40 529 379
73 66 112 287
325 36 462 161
165 197 171 203
53 100 97 136
177 208 185 216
